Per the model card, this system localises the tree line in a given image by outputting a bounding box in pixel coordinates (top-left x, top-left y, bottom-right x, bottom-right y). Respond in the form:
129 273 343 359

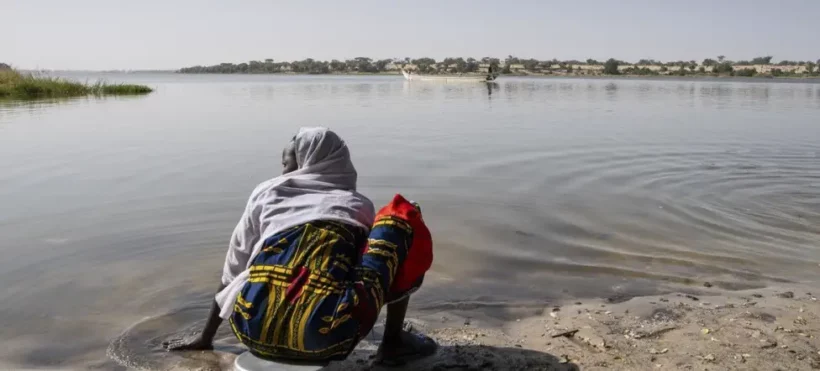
178 57 500 74
601 55 819 77
178 56 820 76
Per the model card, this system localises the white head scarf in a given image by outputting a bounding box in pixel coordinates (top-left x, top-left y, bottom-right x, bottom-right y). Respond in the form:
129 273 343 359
274 127 359 191
215 127 374 318
260 127 375 233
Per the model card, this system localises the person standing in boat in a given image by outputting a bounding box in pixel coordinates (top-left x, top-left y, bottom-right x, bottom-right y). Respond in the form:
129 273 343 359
164 127 436 365
487 64 497 79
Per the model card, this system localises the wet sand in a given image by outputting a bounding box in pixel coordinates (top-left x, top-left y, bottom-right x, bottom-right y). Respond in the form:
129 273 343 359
72 284 819 371
331 285 820 371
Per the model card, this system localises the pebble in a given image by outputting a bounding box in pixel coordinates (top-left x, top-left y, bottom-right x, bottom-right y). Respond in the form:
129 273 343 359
704 354 716 362
549 312 558 318
574 302 582 305
703 282 713 288
605 311 613 315
777 291 795 299
701 328 710 335
760 339 778 349
752 294 764 298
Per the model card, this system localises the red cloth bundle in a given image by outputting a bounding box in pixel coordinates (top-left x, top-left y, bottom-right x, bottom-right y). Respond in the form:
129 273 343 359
373 194 433 293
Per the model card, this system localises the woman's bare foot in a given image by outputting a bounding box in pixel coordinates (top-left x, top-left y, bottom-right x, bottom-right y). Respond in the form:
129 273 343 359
375 330 437 366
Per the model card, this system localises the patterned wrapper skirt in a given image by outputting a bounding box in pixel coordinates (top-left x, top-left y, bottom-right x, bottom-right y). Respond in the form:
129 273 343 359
229 195 433 361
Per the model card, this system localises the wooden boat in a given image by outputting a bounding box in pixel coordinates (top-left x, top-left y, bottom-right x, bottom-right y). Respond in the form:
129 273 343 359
401 69 498 82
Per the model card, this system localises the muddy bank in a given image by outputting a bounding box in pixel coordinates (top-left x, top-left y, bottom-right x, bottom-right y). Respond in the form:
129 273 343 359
94 285 820 370
343 285 819 371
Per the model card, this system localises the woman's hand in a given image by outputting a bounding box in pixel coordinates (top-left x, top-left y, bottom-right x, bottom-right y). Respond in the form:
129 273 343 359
162 334 214 351
164 290 226 352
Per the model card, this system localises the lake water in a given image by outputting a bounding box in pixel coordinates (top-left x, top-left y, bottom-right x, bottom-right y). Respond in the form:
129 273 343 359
2 74 820 368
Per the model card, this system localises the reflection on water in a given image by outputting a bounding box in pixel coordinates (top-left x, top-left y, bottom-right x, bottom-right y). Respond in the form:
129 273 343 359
1 74 820 368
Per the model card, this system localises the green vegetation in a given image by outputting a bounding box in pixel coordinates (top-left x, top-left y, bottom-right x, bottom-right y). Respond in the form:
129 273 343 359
712 62 735 74
177 55 820 79
603 59 620 75
735 68 757 77
0 69 152 100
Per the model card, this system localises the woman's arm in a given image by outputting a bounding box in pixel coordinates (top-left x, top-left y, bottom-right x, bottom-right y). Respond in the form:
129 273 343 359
163 283 226 351
164 193 262 351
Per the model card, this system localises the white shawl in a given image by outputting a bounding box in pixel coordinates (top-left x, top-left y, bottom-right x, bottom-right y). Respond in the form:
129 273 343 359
215 127 375 319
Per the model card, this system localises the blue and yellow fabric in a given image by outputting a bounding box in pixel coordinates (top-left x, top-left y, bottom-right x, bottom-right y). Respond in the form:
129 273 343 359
229 194 433 362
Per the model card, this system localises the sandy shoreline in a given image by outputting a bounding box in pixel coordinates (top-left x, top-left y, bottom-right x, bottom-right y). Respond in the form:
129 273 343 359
322 284 820 371
3 283 819 370
46 284 807 370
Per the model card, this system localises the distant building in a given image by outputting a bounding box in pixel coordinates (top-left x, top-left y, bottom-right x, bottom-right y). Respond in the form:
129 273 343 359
746 64 807 74
574 64 603 71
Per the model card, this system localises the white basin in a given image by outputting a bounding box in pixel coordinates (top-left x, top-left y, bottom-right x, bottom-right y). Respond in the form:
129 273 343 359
233 352 327 371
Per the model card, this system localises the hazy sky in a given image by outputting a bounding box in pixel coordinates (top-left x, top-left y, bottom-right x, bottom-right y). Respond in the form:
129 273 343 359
5 0 819 70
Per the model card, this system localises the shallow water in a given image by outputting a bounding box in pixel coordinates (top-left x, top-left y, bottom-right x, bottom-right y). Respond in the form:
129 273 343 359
1 73 819 368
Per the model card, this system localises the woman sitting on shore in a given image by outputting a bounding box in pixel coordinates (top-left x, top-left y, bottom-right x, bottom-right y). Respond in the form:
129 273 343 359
163 127 436 365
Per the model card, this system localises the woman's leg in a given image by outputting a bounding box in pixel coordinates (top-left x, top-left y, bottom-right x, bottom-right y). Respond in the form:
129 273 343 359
357 195 435 364
382 297 410 345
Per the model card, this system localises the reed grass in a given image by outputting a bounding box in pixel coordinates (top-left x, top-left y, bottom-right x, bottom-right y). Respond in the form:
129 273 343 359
0 70 152 99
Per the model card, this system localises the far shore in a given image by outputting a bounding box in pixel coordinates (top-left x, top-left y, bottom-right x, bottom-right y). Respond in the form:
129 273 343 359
16 69 820 81
172 70 820 81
